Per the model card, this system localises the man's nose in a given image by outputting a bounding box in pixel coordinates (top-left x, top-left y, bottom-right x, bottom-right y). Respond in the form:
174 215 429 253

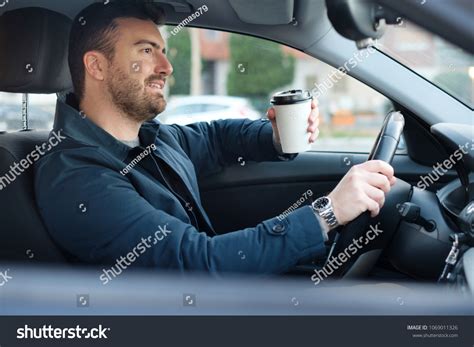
154 54 173 77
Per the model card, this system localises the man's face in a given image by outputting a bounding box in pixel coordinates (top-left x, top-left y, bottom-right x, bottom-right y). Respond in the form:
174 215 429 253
105 18 173 122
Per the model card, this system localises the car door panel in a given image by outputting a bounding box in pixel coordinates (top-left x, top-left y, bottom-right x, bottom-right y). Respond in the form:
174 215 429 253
199 152 457 233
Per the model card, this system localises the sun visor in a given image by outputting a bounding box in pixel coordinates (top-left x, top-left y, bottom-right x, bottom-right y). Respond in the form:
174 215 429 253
229 0 294 25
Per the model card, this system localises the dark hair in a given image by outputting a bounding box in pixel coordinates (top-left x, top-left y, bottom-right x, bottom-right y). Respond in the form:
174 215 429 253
69 1 165 101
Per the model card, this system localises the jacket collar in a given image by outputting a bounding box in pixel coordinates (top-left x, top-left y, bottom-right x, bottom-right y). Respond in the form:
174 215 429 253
53 93 161 161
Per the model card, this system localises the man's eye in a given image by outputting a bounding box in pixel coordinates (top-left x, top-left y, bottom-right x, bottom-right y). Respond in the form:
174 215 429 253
143 48 152 54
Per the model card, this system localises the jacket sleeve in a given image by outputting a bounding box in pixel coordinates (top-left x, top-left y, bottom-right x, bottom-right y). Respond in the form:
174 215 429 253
35 149 326 275
166 118 297 177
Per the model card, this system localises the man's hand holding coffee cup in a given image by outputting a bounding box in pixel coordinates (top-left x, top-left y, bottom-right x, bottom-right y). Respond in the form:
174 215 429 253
267 98 320 151
267 89 316 153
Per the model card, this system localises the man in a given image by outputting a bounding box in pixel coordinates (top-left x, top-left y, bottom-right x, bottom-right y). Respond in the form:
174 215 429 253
34 2 396 274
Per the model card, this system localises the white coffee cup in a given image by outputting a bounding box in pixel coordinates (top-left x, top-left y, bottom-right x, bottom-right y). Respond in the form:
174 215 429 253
271 89 312 153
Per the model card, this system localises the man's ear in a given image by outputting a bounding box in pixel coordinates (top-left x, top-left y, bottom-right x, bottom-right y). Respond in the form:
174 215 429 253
83 51 108 82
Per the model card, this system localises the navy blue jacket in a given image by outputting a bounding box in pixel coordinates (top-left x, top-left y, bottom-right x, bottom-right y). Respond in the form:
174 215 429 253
34 95 327 274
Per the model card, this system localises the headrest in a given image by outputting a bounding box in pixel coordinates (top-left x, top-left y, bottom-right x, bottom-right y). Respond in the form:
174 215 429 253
0 7 72 93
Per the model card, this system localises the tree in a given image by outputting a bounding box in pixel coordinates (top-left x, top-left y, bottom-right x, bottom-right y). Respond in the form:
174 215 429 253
166 28 191 95
227 35 295 98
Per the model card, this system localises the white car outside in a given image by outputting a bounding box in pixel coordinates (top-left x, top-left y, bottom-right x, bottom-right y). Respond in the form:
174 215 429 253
158 95 262 125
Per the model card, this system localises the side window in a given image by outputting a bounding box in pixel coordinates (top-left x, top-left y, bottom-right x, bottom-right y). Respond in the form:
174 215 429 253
0 93 56 132
162 27 392 152
310 69 392 152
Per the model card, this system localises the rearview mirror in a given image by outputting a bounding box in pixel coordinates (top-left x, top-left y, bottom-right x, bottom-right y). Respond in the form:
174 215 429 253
326 0 402 48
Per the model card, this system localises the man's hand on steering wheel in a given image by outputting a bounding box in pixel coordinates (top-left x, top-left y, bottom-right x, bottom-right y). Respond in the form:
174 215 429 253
328 160 397 227
317 112 404 277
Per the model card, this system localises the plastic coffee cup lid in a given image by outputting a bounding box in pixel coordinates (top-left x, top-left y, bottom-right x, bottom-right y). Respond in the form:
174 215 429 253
270 89 312 105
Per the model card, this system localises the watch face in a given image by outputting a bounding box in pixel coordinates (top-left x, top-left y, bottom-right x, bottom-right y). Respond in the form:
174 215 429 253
314 197 330 211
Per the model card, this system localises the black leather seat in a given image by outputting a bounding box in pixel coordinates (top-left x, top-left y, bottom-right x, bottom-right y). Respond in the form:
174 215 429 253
0 8 72 262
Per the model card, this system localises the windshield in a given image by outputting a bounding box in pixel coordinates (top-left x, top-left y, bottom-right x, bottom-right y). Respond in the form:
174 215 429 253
377 20 473 109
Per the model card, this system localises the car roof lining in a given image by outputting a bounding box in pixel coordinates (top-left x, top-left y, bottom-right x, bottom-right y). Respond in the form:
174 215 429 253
0 0 331 52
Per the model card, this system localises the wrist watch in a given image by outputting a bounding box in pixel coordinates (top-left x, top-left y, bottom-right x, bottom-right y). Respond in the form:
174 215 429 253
311 196 339 230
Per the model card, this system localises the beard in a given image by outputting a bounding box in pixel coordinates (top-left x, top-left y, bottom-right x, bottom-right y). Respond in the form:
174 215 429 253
106 63 166 123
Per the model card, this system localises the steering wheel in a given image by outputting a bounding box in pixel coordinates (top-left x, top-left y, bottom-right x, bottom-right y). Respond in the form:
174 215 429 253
326 111 405 278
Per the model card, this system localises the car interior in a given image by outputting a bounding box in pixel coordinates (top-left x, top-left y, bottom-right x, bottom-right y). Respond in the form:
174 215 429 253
0 0 473 308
